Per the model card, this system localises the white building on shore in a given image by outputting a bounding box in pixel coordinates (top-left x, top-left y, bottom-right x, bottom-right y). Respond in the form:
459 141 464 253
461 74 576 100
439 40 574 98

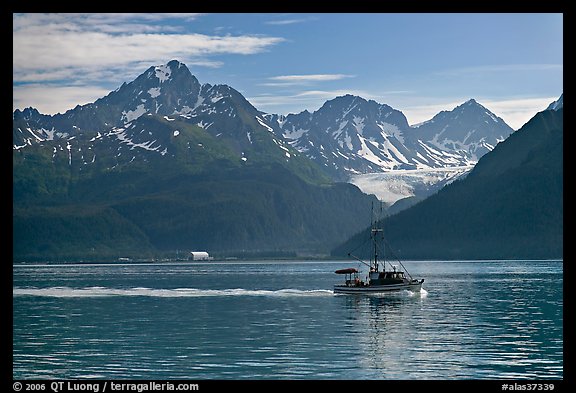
189 251 212 261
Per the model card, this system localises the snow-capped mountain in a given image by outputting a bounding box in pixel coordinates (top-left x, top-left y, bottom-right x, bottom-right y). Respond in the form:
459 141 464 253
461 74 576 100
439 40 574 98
13 60 203 146
13 59 517 213
265 95 414 178
411 99 514 162
264 95 514 180
13 60 310 178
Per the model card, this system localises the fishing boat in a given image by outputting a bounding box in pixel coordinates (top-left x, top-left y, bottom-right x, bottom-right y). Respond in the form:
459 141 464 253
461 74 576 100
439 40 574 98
334 204 424 294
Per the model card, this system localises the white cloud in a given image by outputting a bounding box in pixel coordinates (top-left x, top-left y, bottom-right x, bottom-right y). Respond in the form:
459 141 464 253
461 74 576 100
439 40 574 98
268 74 355 82
13 13 285 113
13 32 284 72
13 13 284 85
13 84 112 115
265 15 317 26
265 18 312 25
482 97 559 130
402 101 464 126
185 60 225 68
289 89 411 102
13 13 203 34
293 89 373 99
247 89 392 115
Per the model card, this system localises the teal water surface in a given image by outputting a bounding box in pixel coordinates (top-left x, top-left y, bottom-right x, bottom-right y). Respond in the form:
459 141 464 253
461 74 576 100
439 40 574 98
13 260 563 379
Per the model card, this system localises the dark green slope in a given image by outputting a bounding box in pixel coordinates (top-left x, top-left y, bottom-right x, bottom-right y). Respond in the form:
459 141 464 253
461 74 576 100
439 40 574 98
13 165 376 261
110 164 376 253
332 109 563 260
13 114 377 261
13 205 156 261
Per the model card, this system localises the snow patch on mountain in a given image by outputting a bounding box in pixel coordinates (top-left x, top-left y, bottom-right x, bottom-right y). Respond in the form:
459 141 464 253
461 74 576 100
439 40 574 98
357 136 384 167
352 116 365 135
148 88 161 98
13 126 67 150
341 101 359 119
210 94 224 103
283 126 309 140
196 120 213 129
89 132 103 142
377 122 404 144
122 104 147 123
66 141 72 165
111 126 162 153
381 137 409 166
256 116 274 132
339 132 353 151
154 64 172 83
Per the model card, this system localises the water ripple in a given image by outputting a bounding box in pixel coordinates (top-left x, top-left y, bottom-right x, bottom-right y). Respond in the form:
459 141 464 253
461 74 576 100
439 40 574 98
13 260 563 380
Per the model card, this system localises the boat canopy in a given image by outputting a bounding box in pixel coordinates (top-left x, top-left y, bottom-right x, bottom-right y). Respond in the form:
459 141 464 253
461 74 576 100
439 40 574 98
335 268 358 274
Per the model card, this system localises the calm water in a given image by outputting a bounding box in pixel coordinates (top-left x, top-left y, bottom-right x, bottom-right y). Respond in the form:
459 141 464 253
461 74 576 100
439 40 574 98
13 260 563 380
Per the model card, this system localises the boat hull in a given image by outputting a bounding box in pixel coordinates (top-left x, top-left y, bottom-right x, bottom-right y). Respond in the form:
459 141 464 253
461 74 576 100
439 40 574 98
333 280 424 294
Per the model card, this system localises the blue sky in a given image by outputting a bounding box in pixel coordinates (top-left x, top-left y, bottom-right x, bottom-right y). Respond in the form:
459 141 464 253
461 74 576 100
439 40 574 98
13 13 563 129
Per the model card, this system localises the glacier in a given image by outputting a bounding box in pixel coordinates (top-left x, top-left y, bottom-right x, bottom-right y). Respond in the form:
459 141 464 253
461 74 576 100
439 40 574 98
349 166 473 207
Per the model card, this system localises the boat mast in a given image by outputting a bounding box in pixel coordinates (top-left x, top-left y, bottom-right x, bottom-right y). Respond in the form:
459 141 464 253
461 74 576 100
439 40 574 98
371 202 383 272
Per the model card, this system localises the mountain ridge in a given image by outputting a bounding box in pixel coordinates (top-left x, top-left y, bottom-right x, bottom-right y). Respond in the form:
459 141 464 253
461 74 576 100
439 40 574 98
14 60 556 260
14 60 515 184
261 94 514 181
332 107 563 260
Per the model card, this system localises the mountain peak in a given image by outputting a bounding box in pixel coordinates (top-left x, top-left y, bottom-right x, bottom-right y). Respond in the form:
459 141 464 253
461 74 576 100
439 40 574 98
454 98 495 116
413 97 514 163
322 94 362 107
147 60 191 84
458 98 488 111
546 94 563 111
13 106 41 120
167 59 185 68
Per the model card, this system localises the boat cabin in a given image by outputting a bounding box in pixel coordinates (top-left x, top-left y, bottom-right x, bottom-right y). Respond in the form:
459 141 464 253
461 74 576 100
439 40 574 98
334 268 365 287
369 267 406 285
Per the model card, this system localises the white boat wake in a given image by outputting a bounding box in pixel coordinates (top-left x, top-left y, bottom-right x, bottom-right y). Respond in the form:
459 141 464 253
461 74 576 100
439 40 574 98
13 286 335 298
